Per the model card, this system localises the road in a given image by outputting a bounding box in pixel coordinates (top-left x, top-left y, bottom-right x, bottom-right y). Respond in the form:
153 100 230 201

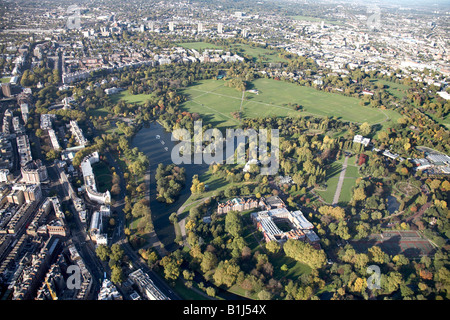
47 162 105 296
119 239 181 300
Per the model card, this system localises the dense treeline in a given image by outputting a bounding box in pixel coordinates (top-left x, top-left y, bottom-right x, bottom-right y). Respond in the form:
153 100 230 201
155 163 186 204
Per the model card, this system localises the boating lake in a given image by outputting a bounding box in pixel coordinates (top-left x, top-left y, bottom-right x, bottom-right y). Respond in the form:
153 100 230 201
131 121 209 251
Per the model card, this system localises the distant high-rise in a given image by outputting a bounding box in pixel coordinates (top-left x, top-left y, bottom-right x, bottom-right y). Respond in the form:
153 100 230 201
242 29 248 38
148 21 154 32
198 22 204 33
217 22 223 34
169 21 175 32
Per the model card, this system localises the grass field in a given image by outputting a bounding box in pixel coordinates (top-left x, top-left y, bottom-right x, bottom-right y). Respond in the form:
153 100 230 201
181 78 399 130
370 79 410 100
316 155 361 204
271 252 312 280
182 167 257 209
92 161 113 193
177 42 223 51
231 43 287 63
109 89 154 105
427 112 450 129
178 41 286 63
316 162 343 203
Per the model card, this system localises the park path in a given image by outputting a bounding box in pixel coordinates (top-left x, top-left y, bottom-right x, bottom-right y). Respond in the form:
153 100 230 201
406 201 432 223
239 90 245 112
177 197 211 245
332 155 349 205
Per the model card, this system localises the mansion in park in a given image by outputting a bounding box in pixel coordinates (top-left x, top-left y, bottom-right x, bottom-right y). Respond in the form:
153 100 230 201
217 195 320 248
216 195 285 215
251 207 320 248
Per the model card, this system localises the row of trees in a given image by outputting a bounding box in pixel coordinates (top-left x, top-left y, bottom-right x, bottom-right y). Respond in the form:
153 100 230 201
95 243 126 284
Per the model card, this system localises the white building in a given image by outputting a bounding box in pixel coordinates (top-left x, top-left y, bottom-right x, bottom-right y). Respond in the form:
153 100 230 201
251 207 317 244
98 277 122 300
437 91 450 100
128 269 168 300
104 87 122 95
69 120 88 146
353 134 371 147
48 129 60 150
0 169 10 182
80 152 111 205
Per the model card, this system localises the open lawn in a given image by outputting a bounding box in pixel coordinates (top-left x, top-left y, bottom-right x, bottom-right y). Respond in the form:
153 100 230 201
177 42 223 51
178 41 286 63
182 167 257 209
88 105 110 118
316 156 361 204
109 89 154 105
92 161 113 193
231 43 287 63
370 79 410 100
271 252 312 280
424 108 450 129
180 78 400 130
316 162 342 203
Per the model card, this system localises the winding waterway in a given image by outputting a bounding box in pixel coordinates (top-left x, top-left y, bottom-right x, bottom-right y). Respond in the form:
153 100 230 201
131 121 209 252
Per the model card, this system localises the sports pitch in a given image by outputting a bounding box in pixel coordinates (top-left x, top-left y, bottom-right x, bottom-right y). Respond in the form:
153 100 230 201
180 78 400 129
351 230 434 257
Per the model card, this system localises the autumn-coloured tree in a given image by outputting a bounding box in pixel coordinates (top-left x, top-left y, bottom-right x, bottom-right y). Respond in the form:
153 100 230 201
358 154 368 166
419 269 433 281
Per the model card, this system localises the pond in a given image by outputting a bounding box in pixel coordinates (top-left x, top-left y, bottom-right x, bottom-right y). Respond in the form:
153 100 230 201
387 195 400 214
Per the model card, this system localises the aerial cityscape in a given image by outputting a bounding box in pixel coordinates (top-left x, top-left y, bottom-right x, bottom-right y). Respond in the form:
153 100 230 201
0 0 449 306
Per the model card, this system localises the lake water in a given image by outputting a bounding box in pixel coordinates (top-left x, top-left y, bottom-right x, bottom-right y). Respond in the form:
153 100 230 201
387 195 400 214
131 121 209 251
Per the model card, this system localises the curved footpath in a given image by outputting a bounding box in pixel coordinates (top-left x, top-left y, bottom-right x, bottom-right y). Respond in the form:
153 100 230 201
177 197 211 246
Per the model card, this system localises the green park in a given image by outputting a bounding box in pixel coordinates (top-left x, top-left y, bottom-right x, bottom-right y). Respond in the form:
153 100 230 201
180 77 401 130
